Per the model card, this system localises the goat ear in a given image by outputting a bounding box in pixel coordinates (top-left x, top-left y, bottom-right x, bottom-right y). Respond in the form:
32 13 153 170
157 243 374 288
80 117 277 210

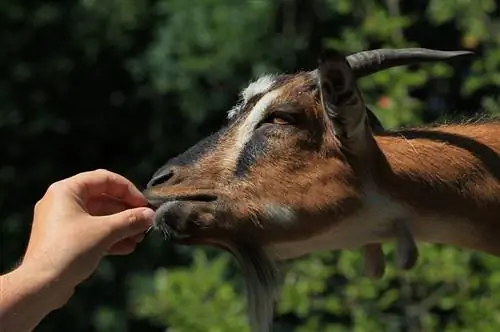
366 106 384 133
318 50 372 155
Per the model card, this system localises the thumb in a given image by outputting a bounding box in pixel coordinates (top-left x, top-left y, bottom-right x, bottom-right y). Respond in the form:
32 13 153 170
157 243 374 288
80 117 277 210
99 207 155 243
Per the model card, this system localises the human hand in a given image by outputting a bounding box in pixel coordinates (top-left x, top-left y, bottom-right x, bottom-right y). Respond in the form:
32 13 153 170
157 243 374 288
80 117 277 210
20 169 154 290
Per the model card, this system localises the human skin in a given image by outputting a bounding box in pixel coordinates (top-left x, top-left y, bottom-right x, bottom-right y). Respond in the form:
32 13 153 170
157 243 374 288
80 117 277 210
0 169 155 332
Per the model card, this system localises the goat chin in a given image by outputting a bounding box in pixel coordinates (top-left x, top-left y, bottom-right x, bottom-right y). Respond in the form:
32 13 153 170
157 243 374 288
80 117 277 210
223 242 280 332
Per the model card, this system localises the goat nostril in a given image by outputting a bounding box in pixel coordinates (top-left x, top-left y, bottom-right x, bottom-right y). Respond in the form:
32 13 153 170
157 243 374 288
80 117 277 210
149 170 174 187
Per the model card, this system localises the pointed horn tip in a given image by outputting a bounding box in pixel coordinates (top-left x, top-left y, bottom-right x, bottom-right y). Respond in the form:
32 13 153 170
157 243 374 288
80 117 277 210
321 48 475 63
446 50 475 58
347 48 476 57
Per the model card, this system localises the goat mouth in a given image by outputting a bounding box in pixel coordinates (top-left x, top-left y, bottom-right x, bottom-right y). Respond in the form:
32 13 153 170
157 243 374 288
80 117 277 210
146 193 218 209
154 222 209 244
144 193 220 243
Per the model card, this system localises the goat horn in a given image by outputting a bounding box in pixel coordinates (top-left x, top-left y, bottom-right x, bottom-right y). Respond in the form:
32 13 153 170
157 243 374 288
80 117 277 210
346 48 474 78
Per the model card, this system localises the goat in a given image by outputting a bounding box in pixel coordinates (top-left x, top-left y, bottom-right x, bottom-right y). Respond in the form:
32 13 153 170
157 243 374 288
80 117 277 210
143 48 499 332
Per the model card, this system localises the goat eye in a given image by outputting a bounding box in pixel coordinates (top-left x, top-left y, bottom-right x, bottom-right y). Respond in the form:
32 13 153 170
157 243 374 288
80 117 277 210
264 112 296 126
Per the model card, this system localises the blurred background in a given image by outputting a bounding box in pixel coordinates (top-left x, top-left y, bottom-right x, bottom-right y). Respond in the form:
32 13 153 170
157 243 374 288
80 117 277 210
1 0 500 331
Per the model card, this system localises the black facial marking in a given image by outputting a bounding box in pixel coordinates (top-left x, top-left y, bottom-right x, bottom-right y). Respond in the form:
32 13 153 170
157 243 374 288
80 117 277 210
234 128 270 178
151 126 228 180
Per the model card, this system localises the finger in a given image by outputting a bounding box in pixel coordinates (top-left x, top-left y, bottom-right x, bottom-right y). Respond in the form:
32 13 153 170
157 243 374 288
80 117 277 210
106 233 145 256
65 169 147 208
106 238 138 256
86 194 130 216
131 232 145 243
100 207 155 243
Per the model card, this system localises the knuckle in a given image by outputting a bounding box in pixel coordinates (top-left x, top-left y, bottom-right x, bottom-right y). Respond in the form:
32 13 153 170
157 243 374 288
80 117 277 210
46 180 63 193
94 168 111 176
34 199 43 211
94 168 122 183
112 210 142 239
126 210 140 227
35 180 67 212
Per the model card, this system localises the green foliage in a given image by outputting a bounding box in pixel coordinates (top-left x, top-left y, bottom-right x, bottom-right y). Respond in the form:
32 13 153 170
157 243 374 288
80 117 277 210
129 250 249 332
1 0 499 331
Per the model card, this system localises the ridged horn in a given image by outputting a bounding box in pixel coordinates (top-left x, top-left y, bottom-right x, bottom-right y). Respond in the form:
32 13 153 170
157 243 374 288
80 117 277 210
346 48 474 78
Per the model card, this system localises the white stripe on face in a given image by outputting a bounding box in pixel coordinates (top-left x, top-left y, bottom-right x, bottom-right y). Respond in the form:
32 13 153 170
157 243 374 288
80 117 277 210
242 75 276 102
226 88 282 167
227 75 276 120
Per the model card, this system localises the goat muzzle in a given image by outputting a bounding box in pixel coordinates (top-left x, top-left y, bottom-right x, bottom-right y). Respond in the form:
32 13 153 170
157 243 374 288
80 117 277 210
143 192 219 242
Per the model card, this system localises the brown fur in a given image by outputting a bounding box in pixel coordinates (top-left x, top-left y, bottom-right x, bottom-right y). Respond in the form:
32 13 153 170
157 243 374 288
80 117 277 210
372 120 500 256
147 71 363 244
146 67 500 259
144 51 498 332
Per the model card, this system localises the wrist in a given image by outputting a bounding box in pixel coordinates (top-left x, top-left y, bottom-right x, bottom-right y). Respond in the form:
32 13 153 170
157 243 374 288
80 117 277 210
2 262 75 312
0 264 75 332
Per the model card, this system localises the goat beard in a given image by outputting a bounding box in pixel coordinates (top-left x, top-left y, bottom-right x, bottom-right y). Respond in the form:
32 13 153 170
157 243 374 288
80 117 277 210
153 223 280 331
218 241 280 332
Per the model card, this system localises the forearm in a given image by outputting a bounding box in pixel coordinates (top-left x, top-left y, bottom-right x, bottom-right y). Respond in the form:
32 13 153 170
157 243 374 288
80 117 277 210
0 265 74 332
